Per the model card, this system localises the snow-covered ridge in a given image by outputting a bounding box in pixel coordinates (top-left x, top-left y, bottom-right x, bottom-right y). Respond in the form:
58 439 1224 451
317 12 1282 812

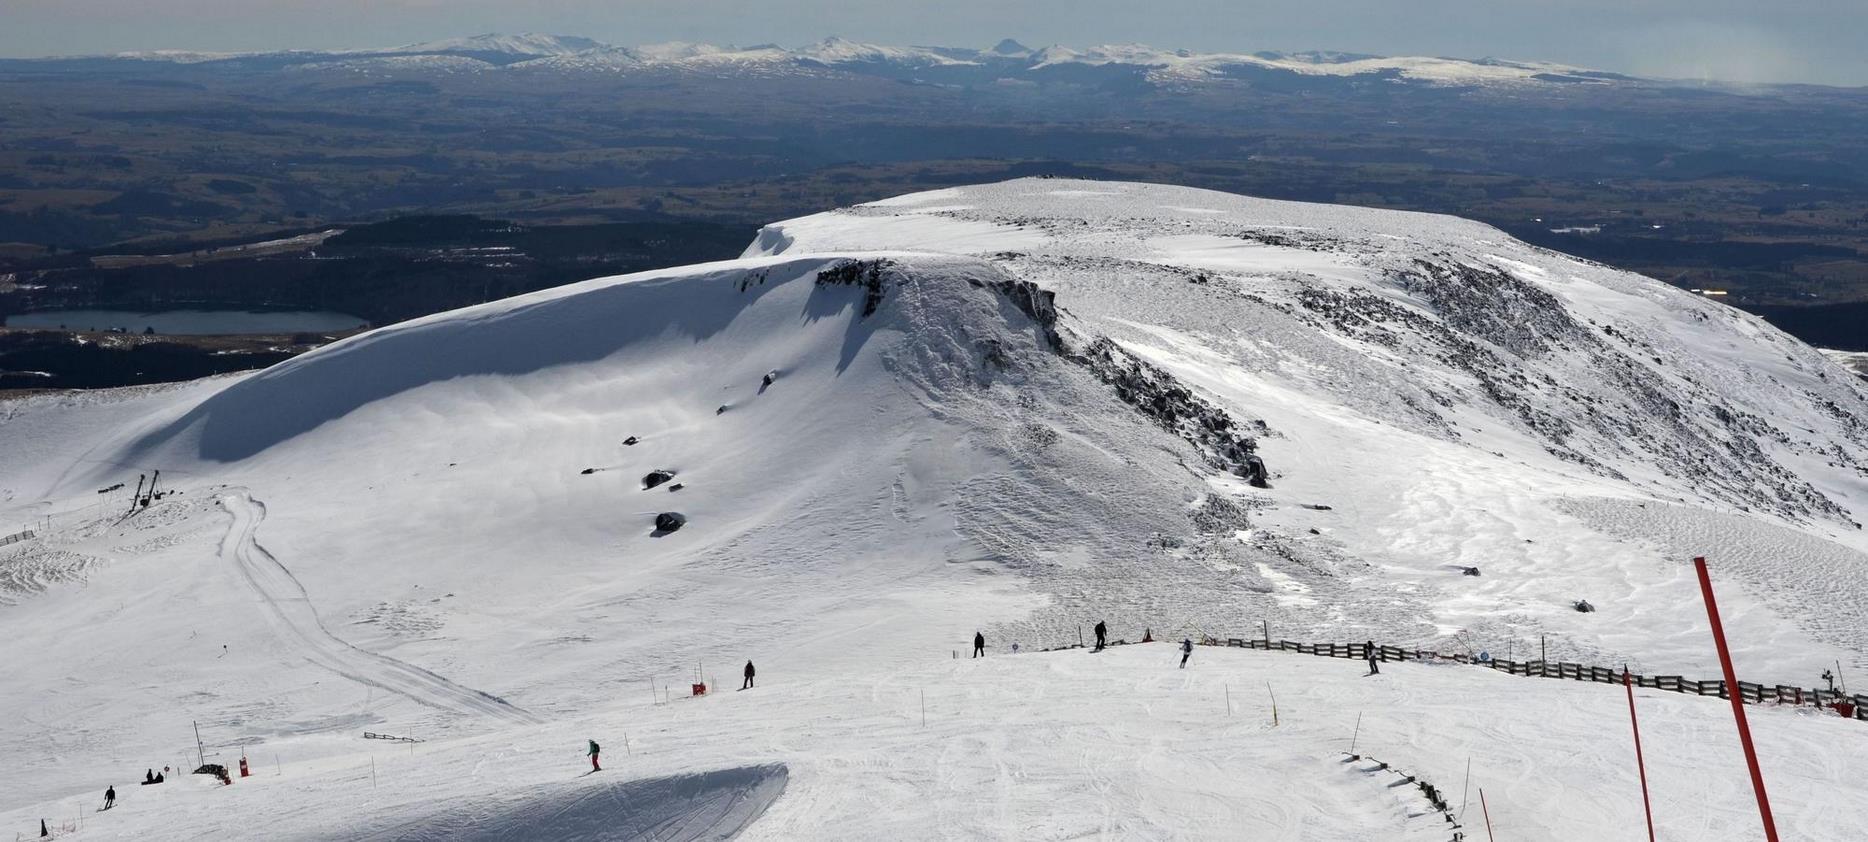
90 33 1636 87
1027 43 1606 84
381 33 609 57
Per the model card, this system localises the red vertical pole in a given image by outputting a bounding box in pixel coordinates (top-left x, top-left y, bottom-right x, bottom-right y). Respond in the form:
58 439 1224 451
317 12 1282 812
1694 556 1779 842
1624 669 1657 842
1479 787 1496 841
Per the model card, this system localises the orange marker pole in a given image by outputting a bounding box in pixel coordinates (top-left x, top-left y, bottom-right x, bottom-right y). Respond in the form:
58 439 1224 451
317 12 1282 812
1624 669 1655 842
1695 556 1778 842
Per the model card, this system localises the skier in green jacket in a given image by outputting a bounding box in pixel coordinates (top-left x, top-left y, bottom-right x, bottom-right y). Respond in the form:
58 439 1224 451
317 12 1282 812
588 739 600 772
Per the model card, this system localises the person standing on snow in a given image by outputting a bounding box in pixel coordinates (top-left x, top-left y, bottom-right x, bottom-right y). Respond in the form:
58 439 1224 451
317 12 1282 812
1180 638 1193 668
742 660 756 690
1365 640 1380 675
973 631 986 658
587 739 601 772
103 785 115 809
1094 621 1108 652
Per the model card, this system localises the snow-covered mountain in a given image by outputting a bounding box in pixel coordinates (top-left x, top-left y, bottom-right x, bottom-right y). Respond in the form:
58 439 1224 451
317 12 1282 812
4 180 1866 838
750 180 1868 664
91 33 1640 88
380 33 610 59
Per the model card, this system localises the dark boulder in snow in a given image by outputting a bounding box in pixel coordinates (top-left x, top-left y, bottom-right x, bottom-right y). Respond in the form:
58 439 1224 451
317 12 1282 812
1241 454 1270 489
642 469 677 490
1573 599 1595 613
653 512 687 534
716 404 729 415
622 436 640 446
668 483 685 492
580 468 598 475
760 369 779 391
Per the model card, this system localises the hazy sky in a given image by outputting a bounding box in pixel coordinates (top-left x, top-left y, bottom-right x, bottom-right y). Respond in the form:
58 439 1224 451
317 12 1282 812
6 0 1866 86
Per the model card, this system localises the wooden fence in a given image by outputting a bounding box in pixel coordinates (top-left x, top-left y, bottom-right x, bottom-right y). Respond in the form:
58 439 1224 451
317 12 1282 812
0 529 34 548
1348 752 1465 841
1212 636 1868 721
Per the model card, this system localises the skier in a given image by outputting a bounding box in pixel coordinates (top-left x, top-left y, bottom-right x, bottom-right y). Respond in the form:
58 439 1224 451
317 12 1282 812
1365 640 1380 675
103 785 115 810
587 739 601 772
143 768 155 785
973 631 986 658
1180 638 1193 669
742 660 756 690
1093 621 1108 652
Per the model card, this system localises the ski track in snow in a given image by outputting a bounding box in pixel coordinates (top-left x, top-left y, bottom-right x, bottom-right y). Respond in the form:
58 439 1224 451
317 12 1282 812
217 492 538 725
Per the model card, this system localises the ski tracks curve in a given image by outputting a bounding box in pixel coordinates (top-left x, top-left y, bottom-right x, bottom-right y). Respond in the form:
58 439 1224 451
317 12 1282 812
216 491 540 725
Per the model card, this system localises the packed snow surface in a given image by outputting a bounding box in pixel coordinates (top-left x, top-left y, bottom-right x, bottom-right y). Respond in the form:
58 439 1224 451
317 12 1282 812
4 179 1867 839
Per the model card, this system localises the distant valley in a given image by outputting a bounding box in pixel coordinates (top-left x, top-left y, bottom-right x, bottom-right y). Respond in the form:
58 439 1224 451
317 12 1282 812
3 33 1866 388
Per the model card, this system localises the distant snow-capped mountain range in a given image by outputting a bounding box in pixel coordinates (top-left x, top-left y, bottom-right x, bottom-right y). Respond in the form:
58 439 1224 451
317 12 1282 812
90 32 1640 88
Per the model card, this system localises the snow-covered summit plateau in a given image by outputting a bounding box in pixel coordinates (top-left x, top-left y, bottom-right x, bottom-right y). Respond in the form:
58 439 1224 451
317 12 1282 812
3 179 1865 839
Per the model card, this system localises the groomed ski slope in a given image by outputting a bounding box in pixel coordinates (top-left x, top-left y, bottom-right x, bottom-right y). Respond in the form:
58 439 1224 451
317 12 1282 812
5 644 1862 840
3 179 1867 839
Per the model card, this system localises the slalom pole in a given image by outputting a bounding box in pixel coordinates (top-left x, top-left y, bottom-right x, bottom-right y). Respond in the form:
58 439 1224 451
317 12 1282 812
1695 556 1778 842
1349 712 1362 755
1460 757 1470 819
1266 682 1279 727
1225 683 1232 717
1479 788 1495 841
1624 669 1656 842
